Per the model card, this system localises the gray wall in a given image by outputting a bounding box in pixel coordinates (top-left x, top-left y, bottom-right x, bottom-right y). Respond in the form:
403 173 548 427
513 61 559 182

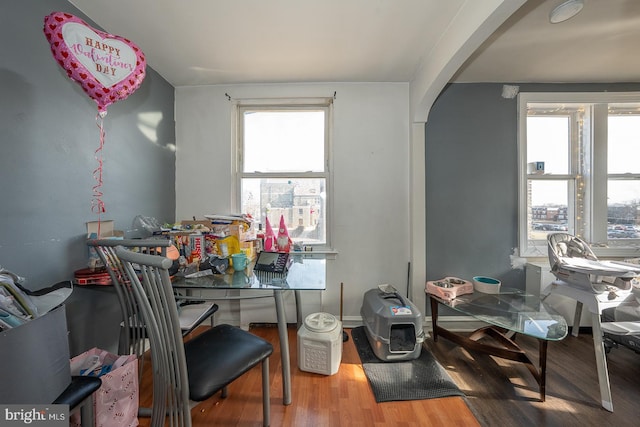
425 82 640 292
0 0 176 289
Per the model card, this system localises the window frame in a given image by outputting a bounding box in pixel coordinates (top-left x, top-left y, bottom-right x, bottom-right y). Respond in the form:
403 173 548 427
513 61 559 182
233 98 334 250
518 91 640 258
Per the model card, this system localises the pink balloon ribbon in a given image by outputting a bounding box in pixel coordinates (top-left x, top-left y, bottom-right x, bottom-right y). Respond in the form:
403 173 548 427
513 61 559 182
91 113 106 222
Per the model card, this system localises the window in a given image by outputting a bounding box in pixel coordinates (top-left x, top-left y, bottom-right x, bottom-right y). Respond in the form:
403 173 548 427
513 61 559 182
236 101 332 248
519 92 640 257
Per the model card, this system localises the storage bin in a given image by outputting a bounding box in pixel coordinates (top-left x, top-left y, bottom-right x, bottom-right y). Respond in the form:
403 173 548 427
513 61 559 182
360 287 424 361
0 305 70 404
297 312 342 375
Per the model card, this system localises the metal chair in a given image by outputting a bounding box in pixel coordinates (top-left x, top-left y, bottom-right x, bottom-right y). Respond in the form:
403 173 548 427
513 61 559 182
53 376 102 427
116 246 273 427
87 239 218 357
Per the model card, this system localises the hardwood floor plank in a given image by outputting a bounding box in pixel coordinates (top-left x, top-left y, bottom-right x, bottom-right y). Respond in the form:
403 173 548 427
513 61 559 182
138 324 639 426
429 330 640 427
138 326 478 426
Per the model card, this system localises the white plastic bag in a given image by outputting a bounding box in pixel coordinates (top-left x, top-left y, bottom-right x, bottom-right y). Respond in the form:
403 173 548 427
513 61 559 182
70 348 139 427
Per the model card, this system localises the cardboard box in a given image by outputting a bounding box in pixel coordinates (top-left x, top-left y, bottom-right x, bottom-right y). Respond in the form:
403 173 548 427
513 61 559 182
0 305 71 404
240 240 257 261
86 220 125 239
86 220 124 268
202 221 256 240
230 223 256 241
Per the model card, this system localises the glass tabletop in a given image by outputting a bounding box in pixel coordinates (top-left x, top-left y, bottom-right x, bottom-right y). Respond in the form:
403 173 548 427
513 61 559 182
433 288 568 341
172 252 327 291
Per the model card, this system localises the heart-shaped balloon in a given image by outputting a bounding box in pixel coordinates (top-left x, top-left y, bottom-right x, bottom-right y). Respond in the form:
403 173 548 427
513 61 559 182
43 12 146 115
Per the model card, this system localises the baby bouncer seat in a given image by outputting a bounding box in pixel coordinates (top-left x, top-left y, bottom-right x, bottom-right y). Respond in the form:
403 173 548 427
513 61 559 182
547 232 640 354
547 232 640 293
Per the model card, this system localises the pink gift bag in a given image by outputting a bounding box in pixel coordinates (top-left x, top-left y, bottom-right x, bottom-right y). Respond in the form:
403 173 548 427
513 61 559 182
70 348 139 427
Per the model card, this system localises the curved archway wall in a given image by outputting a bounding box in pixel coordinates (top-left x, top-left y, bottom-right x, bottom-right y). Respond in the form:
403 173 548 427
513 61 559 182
409 0 526 315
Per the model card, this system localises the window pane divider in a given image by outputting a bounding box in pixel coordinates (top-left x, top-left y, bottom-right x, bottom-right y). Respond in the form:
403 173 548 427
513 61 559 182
527 174 576 180
241 172 327 179
608 174 640 180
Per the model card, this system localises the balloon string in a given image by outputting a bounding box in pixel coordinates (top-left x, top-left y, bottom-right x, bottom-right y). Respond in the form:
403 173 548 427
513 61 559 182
92 113 106 232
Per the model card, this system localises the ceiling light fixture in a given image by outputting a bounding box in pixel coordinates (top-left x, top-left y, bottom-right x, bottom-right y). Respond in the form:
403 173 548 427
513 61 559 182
549 0 584 24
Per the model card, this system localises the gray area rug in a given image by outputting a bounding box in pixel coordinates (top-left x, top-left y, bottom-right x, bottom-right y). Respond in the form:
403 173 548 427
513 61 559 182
351 326 465 403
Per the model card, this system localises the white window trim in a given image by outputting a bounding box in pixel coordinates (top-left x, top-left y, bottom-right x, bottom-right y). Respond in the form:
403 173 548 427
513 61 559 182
518 91 640 259
232 98 336 252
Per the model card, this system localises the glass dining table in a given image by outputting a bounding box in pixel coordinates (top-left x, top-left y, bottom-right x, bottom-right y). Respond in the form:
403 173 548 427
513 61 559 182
429 287 568 401
172 252 327 406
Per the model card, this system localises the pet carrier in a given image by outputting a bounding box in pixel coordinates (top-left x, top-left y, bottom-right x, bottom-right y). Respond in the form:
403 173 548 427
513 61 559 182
360 284 424 361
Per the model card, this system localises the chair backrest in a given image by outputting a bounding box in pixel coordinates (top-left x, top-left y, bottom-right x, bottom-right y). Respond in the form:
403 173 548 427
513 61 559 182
115 246 192 427
87 239 170 357
547 232 597 269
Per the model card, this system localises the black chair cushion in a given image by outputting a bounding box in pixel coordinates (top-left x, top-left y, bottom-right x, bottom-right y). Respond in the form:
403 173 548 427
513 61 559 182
184 324 273 401
53 376 102 409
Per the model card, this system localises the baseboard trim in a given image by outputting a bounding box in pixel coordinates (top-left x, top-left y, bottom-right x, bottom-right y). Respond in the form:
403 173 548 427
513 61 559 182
248 315 490 333
341 315 487 333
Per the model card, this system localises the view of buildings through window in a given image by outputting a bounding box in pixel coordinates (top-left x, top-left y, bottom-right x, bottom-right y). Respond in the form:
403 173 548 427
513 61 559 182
238 106 329 246
522 95 640 255
526 114 571 242
242 177 326 244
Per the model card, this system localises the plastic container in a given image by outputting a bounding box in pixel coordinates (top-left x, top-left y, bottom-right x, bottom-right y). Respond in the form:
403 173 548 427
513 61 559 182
297 312 342 375
360 288 424 361
0 306 71 404
472 276 501 294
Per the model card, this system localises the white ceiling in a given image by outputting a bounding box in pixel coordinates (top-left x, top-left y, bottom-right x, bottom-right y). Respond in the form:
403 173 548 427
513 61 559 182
454 0 640 83
68 0 640 87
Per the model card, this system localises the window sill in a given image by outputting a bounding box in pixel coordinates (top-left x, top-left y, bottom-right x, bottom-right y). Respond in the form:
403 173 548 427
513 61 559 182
291 249 338 260
523 246 640 261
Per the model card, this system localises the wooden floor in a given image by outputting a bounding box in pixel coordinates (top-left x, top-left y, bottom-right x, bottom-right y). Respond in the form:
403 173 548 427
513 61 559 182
137 325 640 427
429 328 640 427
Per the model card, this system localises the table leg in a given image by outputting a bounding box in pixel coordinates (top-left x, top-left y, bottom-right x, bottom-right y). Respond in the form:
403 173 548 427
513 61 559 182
572 301 583 337
429 296 439 342
591 311 613 412
430 296 548 401
295 290 302 330
273 289 291 405
539 339 548 402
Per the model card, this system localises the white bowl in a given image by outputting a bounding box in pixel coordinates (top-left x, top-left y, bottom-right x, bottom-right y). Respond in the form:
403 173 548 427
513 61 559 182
472 276 501 294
